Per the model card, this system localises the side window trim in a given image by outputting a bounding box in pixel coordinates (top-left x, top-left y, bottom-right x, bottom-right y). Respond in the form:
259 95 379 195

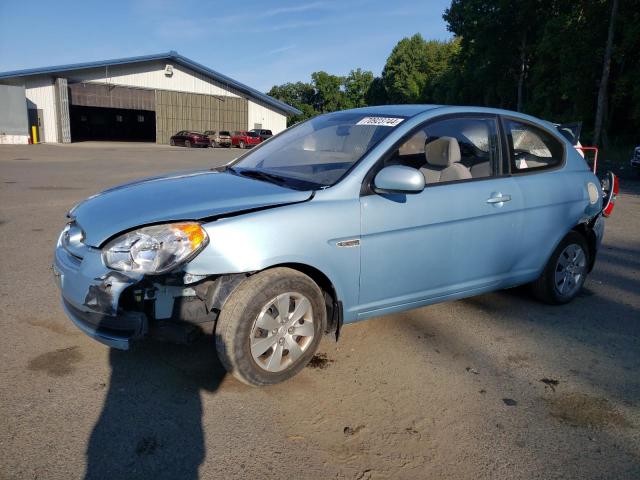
499 115 566 175
361 113 503 196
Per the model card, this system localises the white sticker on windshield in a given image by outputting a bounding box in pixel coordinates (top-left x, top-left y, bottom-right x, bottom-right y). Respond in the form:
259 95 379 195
356 116 404 127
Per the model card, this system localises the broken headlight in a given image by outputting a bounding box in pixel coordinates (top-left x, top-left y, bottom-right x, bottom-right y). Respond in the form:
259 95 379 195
103 222 208 274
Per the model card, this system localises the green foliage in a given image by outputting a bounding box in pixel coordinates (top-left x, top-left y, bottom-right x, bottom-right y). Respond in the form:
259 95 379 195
382 34 429 103
311 71 347 113
267 0 640 143
344 68 374 108
267 82 317 124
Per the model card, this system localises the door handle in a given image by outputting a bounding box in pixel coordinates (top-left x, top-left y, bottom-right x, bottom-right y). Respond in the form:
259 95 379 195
486 193 512 204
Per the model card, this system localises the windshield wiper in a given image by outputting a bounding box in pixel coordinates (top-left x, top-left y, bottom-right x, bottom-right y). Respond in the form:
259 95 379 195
229 167 325 190
232 168 291 185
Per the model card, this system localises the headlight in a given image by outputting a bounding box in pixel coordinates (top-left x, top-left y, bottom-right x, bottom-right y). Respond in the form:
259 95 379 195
103 222 208 274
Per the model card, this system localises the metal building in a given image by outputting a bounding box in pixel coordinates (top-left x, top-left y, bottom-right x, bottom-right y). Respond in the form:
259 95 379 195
0 51 300 144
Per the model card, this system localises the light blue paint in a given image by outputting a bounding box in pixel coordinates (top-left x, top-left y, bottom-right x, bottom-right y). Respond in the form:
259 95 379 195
54 105 604 348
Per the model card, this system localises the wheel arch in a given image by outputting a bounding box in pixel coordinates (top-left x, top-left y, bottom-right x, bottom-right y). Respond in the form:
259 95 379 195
538 221 598 279
261 262 344 339
571 222 598 272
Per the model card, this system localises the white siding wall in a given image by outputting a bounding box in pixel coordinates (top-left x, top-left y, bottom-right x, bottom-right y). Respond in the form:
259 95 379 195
24 77 58 143
0 134 29 144
67 61 241 98
248 99 287 134
15 60 290 143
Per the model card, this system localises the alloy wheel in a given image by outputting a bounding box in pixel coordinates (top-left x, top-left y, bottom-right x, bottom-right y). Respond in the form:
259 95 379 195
554 243 587 296
250 292 315 372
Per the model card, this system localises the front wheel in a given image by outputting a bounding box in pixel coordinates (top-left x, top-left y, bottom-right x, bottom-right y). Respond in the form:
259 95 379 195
185 140 192 148
215 268 326 386
531 231 589 304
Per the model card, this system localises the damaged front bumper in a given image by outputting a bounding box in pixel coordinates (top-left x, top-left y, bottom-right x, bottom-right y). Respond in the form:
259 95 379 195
54 242 146 350
54 238 238 350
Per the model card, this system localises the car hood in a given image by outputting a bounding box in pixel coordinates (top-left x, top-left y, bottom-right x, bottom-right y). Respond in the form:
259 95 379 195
71 169 313 246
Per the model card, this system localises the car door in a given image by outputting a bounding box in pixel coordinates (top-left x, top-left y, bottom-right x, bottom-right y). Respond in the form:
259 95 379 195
358 114 526 316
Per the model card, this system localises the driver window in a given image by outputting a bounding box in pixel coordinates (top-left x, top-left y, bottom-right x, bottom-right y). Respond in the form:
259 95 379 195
389 117 499 184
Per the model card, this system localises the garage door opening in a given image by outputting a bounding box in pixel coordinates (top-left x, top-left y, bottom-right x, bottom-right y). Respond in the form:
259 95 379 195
70 106 156 142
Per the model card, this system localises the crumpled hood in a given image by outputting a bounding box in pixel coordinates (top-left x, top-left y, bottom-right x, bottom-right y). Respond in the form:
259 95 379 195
71 169 312 246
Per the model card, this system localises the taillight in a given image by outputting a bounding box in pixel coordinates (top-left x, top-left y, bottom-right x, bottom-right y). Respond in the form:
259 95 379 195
602 172 619 217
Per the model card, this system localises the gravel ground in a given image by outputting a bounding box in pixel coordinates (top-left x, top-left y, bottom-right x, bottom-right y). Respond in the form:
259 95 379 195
0 142 638 480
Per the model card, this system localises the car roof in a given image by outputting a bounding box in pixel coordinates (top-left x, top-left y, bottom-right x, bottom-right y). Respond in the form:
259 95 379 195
341 104 443 117
335 105 560 135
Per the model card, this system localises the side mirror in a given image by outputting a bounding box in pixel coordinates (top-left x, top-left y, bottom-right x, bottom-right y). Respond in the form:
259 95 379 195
373 165 425 194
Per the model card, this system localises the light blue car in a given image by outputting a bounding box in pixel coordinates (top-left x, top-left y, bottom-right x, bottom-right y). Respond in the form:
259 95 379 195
54 105 614 385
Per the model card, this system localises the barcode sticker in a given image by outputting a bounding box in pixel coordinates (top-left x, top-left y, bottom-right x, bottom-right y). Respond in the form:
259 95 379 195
356 117 404 127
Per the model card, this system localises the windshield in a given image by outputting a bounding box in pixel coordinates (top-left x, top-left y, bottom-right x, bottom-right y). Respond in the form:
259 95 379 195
232 112 406 188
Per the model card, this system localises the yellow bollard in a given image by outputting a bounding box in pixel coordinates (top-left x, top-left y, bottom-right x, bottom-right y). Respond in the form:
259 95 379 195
31 125 38 144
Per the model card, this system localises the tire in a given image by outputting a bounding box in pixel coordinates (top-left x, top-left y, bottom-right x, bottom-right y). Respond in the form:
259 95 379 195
212 141 218 148
170 139 175 146
185 140 192 148
531 231 589 305
239 141 245 149
215 268 327 386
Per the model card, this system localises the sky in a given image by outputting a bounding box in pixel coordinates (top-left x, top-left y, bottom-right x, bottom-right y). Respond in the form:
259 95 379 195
0 0 452 92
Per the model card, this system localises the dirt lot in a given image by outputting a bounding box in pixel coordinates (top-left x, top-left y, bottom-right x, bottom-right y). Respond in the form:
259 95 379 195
1 142 639 479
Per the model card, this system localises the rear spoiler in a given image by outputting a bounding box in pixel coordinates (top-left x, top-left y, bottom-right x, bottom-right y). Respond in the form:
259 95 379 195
556 122 582 146
553 121 599 173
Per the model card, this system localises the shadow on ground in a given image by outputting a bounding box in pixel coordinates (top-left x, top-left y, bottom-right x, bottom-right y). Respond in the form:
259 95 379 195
84 334 226 480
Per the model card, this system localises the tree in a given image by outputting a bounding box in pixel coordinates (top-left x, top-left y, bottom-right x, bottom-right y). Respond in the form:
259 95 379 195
267 81 317 124
344 68 374 108
593 0 619 146
311 71 347 113
444 0 550 110
381 34 460 104
382 34 430 103
365 77 387 106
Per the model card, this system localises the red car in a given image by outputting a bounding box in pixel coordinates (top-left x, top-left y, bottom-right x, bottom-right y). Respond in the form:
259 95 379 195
169 130 211 148
231 131 261 149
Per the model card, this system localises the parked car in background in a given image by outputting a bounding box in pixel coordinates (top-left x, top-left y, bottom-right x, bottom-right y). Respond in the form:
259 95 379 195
54 105 619 386
169 131 210 148
204 130 232 148
631 145 640 174
231 130 261 149
250 129 273 141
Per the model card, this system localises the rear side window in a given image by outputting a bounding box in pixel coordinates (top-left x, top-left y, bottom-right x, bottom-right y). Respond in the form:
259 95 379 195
504 119 564 172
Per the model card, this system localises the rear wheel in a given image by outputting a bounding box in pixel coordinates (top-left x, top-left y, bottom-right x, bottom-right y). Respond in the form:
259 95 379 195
531 231 589 304
212 141 218 148
215 268 326 386
239 141 246 149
